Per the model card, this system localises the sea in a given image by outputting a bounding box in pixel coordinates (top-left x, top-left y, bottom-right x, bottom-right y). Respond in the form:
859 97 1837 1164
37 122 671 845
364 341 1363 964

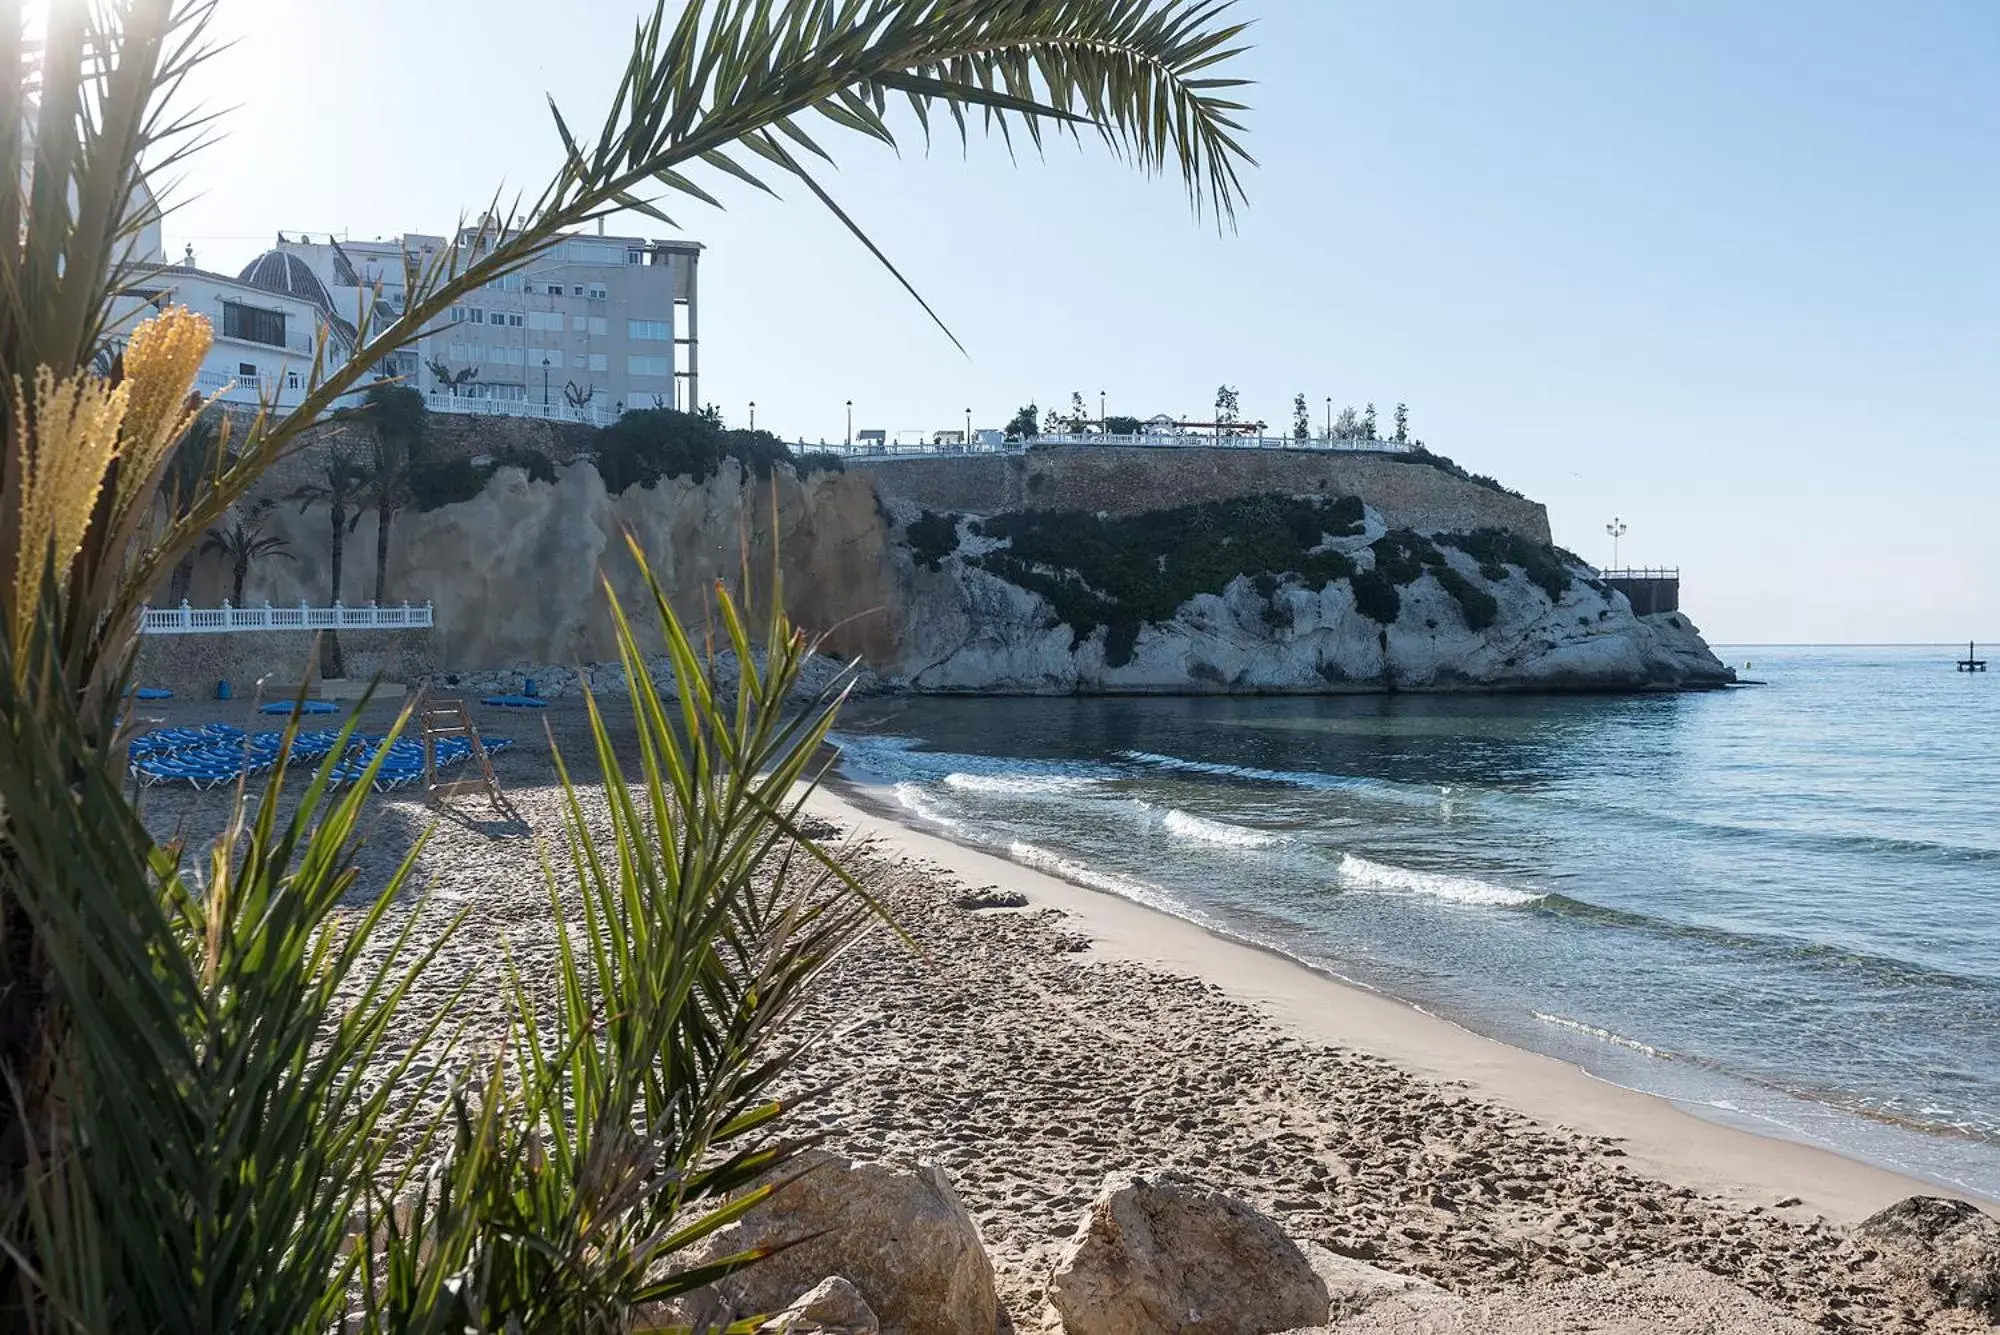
829 645 2000 1201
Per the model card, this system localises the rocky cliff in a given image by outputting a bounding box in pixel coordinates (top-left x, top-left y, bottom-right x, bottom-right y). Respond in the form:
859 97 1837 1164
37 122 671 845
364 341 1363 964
181 457 1729 694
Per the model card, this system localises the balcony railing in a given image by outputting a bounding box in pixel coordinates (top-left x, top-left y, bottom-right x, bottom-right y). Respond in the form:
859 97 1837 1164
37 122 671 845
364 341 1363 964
1600 568 1680 581
828 432 1419 460
425 391 618 428
139 600 435 635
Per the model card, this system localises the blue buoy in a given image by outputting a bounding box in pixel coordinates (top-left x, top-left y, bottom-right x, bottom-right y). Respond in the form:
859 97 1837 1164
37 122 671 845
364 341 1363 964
216 679 232 701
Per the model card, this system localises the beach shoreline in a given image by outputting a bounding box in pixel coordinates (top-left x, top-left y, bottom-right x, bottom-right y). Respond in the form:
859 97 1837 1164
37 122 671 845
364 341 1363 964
807 775 1965 1225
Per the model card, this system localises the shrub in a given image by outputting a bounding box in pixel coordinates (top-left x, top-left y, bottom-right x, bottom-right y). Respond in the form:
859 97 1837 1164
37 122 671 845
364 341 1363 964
1396 445 1526 499
797 449 846 476
970 493 1366 645
410 454 490 510
1350 567 1401 624
905 510 961 571
490 443 557 483
593 408 805 493
1436 528 1574 602
1432 565 1499 630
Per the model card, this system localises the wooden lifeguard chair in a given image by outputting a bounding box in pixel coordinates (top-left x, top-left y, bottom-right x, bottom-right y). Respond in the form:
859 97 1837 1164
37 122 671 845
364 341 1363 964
419 696 506 808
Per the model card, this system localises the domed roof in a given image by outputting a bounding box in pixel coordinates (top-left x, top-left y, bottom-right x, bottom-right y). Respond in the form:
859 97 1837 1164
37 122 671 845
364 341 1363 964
237 250 336 314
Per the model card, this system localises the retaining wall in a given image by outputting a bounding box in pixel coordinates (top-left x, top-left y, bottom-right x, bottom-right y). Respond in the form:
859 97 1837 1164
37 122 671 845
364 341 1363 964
853 447 1552 543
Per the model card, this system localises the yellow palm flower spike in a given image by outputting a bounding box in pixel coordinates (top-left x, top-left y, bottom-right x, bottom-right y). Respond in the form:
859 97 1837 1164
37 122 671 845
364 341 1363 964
113 306 215 521
9 367 132 671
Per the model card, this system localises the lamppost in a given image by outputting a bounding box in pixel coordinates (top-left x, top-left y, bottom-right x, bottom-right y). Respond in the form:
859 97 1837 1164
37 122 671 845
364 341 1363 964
541 355 550 407
964 407 972 445
749 400 756 430
1605 517 1629 572
1099 389 1106 429
1324 397 1331 440
845 399 852 447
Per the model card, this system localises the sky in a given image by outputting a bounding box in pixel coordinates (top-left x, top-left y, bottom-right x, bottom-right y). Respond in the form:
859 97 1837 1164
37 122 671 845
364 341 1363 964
148 0 1998 643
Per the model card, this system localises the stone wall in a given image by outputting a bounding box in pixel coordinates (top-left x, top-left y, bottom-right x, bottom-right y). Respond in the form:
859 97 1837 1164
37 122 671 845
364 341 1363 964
853 447 1552 544
134 627 438 697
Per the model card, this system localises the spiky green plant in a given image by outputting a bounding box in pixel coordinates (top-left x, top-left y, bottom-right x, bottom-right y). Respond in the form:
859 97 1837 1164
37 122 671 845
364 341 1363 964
2 0 1254 1327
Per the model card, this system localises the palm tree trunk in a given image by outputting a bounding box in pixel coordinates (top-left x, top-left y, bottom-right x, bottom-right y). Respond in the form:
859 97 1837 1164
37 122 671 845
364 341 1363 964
167 550 196 605
373 503 393 606
231 556 247 606
322 504 347 680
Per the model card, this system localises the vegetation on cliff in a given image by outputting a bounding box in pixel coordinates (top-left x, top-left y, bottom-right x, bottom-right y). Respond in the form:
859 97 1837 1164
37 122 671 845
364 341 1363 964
914 494 1591 661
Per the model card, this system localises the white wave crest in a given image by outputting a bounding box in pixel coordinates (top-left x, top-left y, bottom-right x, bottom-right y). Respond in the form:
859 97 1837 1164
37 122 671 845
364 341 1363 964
942 771 1098 797
1007 841 1183 913
1337 853 1543 907
1532 1011 1671 1060
892 782 967 833
1162 808 1281 848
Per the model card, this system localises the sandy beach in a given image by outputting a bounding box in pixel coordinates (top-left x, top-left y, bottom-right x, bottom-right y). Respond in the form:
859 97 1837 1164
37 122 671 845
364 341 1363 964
133 694 1991 1332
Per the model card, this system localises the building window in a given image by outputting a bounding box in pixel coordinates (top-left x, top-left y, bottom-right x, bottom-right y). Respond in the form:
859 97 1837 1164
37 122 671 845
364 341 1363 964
588 316 607 335
450 306 466 323
627 249 643 265
221 301 285 348
237 361 258 378
628 318 670 341
468 308 485 324
571 352 588 369
627 354 669 377
286 370 300 390
589 353 608 372
527 310 563 331
571 315 588 331
507 312 524 327
572 284 584 296
546 283 564 295
586 283 608 301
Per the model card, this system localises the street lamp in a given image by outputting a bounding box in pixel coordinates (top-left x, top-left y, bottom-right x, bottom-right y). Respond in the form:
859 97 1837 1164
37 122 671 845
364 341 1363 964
749 400 756 430
1324 397 1331 440
964 407 972 445
845 399 852 447
1099 389 1106 429
541 355 551 407
1605 516 1629 572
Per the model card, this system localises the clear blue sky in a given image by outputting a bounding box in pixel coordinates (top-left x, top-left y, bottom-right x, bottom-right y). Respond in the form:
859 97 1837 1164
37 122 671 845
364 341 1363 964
158 1 1999 643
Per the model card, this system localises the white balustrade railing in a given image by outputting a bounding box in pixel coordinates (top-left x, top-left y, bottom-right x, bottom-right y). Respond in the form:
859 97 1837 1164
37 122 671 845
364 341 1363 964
828 432 1418 461
138 600 435 635
425 391 618 428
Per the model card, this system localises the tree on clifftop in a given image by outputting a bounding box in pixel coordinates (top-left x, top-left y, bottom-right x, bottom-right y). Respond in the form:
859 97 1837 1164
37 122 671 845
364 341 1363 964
1394 401 1409 443
1214 384 1240 426
1333 405 1362 439
1292 392 1310 441
1363 402 1378 440
1006 403 1040 438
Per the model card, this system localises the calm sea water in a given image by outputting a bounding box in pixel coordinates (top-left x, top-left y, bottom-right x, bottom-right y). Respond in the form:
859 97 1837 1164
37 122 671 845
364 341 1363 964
831 646 2000 1200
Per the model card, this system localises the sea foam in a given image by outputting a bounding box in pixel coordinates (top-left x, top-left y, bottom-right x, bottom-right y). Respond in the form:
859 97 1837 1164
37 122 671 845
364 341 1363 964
1161 808 1282 848
1337 853 1543 907
942 771 1099 797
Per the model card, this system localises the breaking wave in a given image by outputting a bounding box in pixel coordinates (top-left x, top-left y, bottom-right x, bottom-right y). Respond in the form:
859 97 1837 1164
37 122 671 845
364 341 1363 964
1337 853 1544 907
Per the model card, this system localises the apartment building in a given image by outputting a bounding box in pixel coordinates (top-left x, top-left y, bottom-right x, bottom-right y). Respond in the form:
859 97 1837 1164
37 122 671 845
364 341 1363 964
274 226 703 425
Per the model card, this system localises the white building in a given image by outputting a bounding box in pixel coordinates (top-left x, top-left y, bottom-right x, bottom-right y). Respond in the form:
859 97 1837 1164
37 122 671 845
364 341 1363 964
271 225 703 426
107 223 702 426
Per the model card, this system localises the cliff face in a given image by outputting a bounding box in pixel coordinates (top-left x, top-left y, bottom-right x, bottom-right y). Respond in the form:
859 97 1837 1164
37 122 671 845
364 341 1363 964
197 459 1728 694
887 497 1731 694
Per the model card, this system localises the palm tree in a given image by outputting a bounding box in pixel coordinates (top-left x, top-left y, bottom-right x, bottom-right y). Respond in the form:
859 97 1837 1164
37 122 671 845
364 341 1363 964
0 3 1253 1328
160 407 230 603
200 508 293 605
286 446 368 678
340 382 428 605
427 355 478 396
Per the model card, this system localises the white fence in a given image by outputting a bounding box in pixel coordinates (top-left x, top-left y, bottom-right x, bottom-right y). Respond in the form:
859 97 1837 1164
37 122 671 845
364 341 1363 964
826 432 1418 461
139 601 435 635
426 391 619 428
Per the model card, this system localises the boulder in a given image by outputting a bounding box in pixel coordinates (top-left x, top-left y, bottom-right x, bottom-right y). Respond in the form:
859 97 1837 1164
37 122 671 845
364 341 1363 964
1047 1171 1330 1335
1300 1243 1455 1321
1855 1195 2000 1318
689 1150 997 1335
762 1276 881 1334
